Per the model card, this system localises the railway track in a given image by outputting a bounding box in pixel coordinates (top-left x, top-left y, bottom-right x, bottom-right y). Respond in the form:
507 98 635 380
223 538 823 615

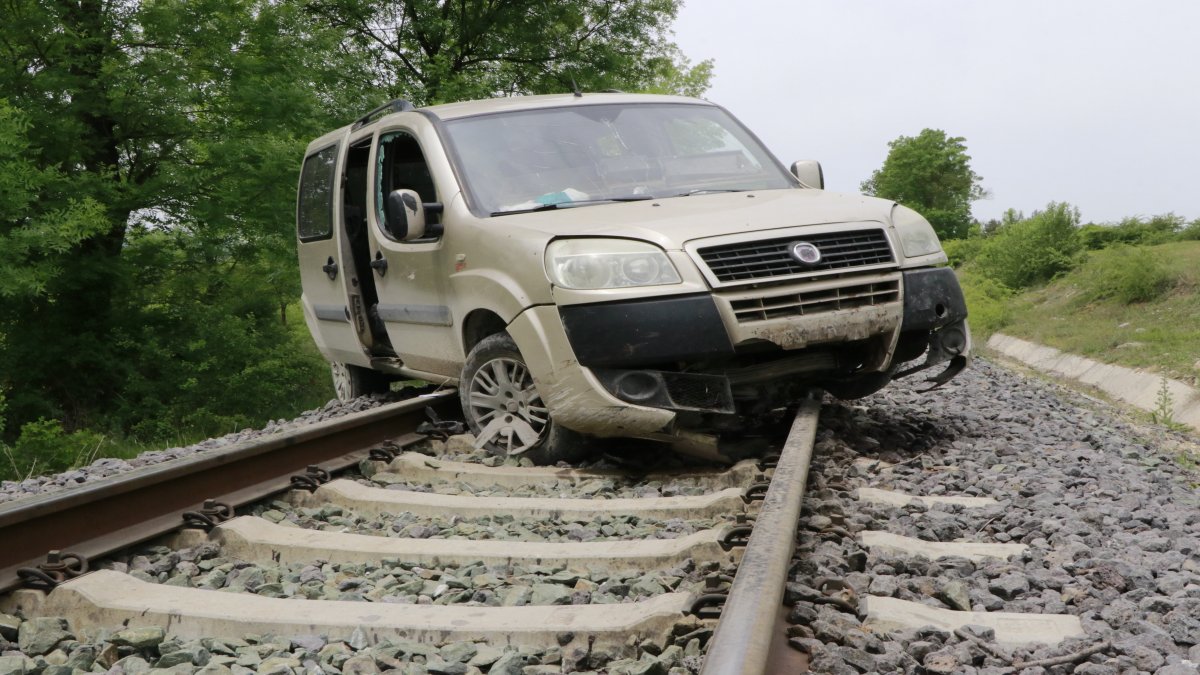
0 384 1120 674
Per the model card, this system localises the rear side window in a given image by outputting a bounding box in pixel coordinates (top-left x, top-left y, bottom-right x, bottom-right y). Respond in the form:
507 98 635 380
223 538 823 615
297 144 338 241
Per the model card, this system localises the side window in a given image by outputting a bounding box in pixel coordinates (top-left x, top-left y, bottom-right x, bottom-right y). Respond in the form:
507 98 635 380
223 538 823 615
297 144 338 241
375 131 439 230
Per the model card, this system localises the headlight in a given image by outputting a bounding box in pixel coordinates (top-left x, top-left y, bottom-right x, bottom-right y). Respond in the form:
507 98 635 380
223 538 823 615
546 239 682 290
892 205 943 258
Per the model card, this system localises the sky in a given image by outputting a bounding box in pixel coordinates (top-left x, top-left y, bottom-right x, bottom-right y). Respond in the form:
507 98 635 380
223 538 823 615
671 1 1200 225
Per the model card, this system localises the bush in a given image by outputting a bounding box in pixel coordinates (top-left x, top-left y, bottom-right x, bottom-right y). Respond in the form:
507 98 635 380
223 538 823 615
1 417 108 481
957 270 1014 335
1079 214 1188 250
942 237 984 268
1075 245 1176 305
974 202 1082 289
1178 218 1200 241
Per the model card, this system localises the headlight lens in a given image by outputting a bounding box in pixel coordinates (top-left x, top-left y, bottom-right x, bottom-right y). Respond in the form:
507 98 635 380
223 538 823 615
892 205 943 258
546 239 682 290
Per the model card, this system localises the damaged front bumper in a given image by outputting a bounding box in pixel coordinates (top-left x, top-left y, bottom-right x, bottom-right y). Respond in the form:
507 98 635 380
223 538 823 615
891 267 971 389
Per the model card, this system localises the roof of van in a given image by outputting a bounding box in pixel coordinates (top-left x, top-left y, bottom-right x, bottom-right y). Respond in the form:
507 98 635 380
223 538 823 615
423 92 711 120
304 93 713 153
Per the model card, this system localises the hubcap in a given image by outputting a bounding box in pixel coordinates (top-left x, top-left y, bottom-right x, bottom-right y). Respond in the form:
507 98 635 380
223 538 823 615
468 357 548 454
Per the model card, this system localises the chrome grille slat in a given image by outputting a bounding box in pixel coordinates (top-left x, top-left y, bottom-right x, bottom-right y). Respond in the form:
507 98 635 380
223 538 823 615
728 280 901 323
698 229 894 283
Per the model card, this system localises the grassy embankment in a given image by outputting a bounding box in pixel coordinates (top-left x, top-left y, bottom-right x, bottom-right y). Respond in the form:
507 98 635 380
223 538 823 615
961 240 1200 387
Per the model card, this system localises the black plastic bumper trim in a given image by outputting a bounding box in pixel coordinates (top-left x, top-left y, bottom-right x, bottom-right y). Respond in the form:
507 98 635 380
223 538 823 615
559 294 735 368
901 267 968 331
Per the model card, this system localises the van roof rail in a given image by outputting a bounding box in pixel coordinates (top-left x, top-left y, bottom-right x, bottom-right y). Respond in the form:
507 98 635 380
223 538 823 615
352 99 414 130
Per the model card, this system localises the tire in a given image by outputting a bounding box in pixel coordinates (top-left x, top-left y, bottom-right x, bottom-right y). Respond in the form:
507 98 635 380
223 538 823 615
331 362 391 402
460 332 590 465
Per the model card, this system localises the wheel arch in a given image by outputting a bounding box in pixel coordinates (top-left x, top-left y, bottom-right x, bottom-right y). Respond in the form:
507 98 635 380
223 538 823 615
461 308 509 354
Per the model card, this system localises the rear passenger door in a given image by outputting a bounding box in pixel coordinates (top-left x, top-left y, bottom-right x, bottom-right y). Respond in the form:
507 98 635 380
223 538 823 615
296 137 374 366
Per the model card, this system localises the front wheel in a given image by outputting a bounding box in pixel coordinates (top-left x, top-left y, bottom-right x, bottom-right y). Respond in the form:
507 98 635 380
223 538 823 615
331 363 391 402
460 332 590 465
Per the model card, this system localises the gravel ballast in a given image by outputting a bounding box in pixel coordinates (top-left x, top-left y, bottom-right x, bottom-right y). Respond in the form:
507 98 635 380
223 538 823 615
788 359 1200 675
5 357 1199 674
244 501 727 543
93 541 713 608
0 395 398 506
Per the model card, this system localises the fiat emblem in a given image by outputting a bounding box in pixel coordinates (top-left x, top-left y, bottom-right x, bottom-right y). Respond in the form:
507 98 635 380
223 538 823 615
790 241 822 265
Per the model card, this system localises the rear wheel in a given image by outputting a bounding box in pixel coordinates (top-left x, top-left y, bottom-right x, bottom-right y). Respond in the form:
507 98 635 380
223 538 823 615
331 363 391 402
460 332 590 465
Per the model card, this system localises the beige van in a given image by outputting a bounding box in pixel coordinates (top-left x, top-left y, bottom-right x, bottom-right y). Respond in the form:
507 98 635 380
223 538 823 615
297 93 969 463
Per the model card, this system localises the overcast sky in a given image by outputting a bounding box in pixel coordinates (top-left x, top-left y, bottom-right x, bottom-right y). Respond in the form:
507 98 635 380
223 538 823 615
672 1 1200 225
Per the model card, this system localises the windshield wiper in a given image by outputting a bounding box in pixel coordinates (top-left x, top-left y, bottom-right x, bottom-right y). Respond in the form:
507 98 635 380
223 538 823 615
673 188 750 197
491 195 655 216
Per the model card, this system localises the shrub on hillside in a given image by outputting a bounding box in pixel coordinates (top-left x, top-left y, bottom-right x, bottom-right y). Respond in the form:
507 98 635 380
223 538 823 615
957 271 1013 334
1179 218 1200 241
942 237 984 268
1076 245 1176 305
974 202 1082 289
1079 214 1189 250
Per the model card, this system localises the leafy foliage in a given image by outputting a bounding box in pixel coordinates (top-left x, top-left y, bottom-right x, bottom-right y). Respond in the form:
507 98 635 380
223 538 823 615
0 100 110 299
303 0 712 104
1074 245 1175 305
0 0 709 474
861 129 988 240
1078 214 1194 250
956 271 1014 334
942 237 984 269
973 202 1082 289
0 0 359 436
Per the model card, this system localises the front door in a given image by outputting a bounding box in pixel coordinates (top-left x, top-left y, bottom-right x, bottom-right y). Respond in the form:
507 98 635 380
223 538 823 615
364 126 459 377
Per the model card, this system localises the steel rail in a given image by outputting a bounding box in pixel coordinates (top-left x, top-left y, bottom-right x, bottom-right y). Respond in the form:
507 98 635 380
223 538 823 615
0 391 457 592
699 398 821 675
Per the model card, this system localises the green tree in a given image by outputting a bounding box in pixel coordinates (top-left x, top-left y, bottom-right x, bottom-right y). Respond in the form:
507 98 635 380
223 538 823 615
1 0 711 453
0 0 356 434
303 0 711 104
861 129 988 240
0 99 110 300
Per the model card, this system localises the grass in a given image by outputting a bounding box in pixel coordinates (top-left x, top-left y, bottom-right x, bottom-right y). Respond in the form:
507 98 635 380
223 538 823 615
974 240 1200 385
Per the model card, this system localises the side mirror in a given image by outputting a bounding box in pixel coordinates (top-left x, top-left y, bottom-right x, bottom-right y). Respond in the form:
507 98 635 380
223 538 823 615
383 189 426 241
790 160 824 190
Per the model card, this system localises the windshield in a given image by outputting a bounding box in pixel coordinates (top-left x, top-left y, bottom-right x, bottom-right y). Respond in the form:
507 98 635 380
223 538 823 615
441 103 796 216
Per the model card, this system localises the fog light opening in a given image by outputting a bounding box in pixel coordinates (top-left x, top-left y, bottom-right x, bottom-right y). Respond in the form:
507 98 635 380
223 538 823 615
613 371 662 403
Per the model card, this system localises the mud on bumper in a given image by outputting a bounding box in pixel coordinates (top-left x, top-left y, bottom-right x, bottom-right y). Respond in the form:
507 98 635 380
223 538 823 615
557 266 970 412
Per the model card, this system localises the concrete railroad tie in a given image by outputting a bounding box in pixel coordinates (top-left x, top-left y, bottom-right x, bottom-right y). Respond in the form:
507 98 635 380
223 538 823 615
205 515 740 572
853 487 1085 647
381 452 762 490
301 479 750 520
39 570 696 652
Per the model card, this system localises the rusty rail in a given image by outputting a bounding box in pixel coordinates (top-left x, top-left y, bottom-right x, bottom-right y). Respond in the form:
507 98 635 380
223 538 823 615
0 391 457 592
699 398 821 675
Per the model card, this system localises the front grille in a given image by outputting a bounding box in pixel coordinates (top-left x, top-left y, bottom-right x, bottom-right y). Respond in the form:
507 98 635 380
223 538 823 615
730 279 900 323
698 229 894 283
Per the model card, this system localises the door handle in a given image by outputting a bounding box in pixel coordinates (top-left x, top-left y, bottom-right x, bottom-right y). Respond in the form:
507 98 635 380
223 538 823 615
370 251 388 276
322 256 338 280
